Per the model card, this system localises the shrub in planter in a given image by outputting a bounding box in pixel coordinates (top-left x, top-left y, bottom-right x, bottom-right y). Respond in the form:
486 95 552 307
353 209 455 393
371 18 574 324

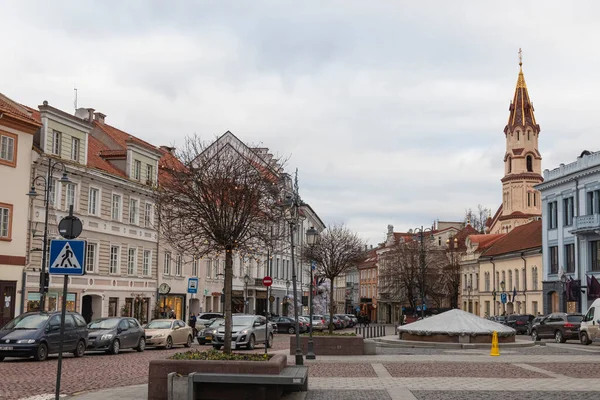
169 349 273 361
301 332 356 337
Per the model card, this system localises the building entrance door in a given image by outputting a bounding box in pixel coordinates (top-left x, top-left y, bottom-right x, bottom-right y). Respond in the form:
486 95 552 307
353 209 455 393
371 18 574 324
0 281 16 327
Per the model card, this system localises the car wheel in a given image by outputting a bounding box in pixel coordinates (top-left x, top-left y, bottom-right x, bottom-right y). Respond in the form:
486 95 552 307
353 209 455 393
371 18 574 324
109 339 120 355
165 336 173 349
247 334 255 350
531 330 540 342
555 330 566 343
0 356 4 362
288 327 295 334
580 332 591 345
184 335 192 348
267 333 273 348
34 343 48 361
136 337 146 352
73 340 86 358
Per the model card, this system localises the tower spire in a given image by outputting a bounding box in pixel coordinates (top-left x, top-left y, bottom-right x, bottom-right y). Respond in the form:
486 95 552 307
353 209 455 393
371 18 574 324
506 48 538 133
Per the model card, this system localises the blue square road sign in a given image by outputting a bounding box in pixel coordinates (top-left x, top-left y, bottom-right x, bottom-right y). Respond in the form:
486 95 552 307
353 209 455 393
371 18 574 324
49 240 86 275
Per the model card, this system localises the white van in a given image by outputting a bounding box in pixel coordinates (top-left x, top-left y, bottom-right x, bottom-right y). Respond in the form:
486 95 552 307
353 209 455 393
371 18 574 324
579 298 600 345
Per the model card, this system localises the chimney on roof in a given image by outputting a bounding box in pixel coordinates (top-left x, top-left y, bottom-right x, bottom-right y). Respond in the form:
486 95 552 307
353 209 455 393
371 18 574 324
370 245 373 249
386 224 394 242
93 112 106 124
75 107 91 121
364 245 368 251
160 145 176 155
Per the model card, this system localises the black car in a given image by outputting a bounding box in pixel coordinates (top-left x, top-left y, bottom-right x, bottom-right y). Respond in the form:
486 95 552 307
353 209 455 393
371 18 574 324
527 316 545 336
531 313 584 343
505 314 534 334
271 317 307 334
87 317 146 354
0 311 88 362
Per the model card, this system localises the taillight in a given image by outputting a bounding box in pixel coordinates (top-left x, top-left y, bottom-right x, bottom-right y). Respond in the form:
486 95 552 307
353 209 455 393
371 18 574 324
564 323 574 328
516 321 525 325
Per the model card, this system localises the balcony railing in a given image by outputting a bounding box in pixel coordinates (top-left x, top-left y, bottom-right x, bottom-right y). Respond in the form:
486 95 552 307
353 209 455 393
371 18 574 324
572 214 600 234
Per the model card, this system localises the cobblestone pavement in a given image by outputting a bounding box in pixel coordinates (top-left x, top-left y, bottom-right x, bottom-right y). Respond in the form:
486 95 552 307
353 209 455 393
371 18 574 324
383 362 547 378
411 391 600 400
530 363 600 378
308 363 376 377
306 390 391 400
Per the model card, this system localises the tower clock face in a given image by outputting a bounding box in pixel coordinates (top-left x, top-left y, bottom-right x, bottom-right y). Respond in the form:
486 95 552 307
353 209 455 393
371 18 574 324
158 283 171 295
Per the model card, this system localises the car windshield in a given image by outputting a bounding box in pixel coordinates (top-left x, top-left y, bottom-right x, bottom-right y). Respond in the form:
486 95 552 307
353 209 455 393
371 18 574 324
88 319 120 330
496 316 506 321
209 318 225 328
232 316 255 325
567 315 583 323
146 321 172 329
2 314 49 330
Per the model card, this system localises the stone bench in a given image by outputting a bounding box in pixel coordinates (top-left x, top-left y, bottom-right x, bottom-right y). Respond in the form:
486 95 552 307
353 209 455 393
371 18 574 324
167 366 308 400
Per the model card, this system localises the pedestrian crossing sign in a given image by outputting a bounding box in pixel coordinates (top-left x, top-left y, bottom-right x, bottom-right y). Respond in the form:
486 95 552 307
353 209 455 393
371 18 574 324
49 240 86 275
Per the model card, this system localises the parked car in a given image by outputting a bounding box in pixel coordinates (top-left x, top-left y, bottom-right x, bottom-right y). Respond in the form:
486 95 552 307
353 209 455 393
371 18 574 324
505 314 535 334
0 311 88 362
527 316 545 336
197 318 223 345
145 319 194 349
489 315 507 324
344 314 358 327
87 317 145 354
530 312 583 343
271 316 307 334
196 313 224 328
302 315 326 332
212 314 273 350
335 314 351 328
580 298 600 345
323 315 343 330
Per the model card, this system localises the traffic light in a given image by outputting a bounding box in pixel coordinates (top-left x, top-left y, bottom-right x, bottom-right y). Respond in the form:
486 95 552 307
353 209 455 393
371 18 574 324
40 272 49 293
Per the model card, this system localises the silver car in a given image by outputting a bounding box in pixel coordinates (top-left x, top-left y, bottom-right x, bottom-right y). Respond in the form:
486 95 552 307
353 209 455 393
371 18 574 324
303 314 326 332
212 315 273 350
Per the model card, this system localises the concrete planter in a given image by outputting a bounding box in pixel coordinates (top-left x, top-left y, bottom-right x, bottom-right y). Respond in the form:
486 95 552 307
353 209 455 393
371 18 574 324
290 335 364 355
148 354 287 400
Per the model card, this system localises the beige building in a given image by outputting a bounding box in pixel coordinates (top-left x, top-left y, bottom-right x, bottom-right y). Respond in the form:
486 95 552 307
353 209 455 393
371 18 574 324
0 94 40 326
477 221 543 317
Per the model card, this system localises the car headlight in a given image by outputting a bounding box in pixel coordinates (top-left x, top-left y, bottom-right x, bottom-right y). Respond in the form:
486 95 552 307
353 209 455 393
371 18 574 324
100 334 114 341
17 339 35 344
198 330 205 335
239 329 250 335
154 333 165 338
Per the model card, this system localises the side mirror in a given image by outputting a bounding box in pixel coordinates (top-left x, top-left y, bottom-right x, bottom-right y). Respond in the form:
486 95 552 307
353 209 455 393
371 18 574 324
117 327 123 334
48 324 60 332
173 325 180 330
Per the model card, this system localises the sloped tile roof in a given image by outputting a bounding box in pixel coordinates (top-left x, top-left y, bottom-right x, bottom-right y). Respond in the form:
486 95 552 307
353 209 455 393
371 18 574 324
468 234 505 252
87 135 127 177
0 93 41 126
93 121 158 152
482 220 542 257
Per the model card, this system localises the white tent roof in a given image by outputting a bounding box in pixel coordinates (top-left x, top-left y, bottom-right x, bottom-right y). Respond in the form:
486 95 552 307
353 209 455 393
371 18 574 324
398 309 515 337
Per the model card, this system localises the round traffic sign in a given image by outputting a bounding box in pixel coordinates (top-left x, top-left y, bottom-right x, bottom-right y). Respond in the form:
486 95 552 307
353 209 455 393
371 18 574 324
58 216 83 239
263 276 273 287
269 295 275 303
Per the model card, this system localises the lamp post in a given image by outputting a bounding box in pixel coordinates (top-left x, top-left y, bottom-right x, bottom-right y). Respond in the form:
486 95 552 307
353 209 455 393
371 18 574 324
27 158 71 311
560 271 567 313
285 279 291 316
413 226 434 319
467 284 472 313
305 226 319 360
500 280 506 314
244 274 250 314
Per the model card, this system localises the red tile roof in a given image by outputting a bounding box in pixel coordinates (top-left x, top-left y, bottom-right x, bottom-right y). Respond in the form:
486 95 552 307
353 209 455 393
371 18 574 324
93 121 158 152
481 220 542 257
468 234 505 252
450 224 480 250
0 93 41 126
87 135 127 178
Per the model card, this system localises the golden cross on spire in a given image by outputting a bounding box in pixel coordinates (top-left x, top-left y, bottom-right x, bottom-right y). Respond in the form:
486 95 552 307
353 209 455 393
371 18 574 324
518 48 523 67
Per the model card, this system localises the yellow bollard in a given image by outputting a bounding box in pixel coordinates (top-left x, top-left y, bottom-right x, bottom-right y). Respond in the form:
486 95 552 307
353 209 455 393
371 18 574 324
490 330 500 356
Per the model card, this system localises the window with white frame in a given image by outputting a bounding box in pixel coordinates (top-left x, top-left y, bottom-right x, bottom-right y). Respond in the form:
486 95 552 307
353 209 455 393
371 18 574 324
0 204 11 238
109 246 120 274
71 137 80 162
192 258 199 276
175 255 182 276
215 259 220 277
112 194 122 220
0 134 15 163
133 160 141 180
163 252 171 275
48 178 58 206
143 250 151 276
51 131 61 155
65 183 76 211
86 242 97 273
532 267 539 290
88 187 99 215
146 164 153 185
206 259 212 278
144 203 153 228
127 248 137 275
129 198 138 224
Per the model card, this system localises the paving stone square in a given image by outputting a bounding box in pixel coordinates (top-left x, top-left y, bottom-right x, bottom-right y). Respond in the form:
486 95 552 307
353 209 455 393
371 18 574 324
383 362 548 378
529 363 600 379
306 390 391 400
308 363 377 377
412 391 600 400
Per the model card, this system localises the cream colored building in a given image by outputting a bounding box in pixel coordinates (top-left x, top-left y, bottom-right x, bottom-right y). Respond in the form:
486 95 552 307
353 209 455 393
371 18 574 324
0 93 40 326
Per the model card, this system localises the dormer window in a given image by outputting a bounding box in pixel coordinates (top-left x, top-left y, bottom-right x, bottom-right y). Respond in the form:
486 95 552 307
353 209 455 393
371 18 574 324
51 131 61 155
146 164 153 185
133 160 141 181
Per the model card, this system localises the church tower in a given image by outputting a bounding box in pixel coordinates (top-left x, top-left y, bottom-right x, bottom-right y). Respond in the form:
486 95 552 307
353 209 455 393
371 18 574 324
489 50 543 234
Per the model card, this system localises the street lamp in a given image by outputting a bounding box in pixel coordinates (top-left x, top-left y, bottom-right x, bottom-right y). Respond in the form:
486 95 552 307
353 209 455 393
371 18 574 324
305 226 319 360
27 158 71 311
243 274 250 314
560 271 567 313
467 284 472 313
413 226 434 319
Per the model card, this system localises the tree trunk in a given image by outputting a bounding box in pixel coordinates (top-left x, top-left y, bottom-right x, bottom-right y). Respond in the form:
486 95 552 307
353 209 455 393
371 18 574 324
329 277 335 334
223 246 233 354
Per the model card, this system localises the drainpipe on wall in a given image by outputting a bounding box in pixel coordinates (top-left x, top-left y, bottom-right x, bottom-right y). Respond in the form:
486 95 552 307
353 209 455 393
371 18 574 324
20 270 26 315
574 178 583 313
491 258 496 316
521 252 527 314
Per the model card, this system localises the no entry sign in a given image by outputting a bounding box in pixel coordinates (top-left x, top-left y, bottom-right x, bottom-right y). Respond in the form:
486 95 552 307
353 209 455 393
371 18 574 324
263 276 273 287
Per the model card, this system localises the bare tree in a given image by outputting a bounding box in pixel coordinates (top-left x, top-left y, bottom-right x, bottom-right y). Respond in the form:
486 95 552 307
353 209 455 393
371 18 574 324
444 238 462 309
156 133 287 353
464 204 491 233
305 224 365 333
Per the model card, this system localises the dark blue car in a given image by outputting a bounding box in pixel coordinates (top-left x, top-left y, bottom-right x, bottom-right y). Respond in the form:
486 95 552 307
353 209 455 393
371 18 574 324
0 311 88 361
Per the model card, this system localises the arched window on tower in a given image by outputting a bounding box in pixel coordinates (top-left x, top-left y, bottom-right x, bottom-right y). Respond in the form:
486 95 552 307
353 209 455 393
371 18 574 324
517 131 520 141
508 156 512 173
527 130 531 140
527 155 533 172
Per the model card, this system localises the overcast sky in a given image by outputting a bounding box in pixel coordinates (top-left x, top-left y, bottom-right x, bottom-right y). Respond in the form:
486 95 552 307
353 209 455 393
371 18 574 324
3 1 600 245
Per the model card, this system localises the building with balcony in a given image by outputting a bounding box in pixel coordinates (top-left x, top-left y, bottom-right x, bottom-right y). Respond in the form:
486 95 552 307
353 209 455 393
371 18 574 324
535 150 600 314
0 93 41 326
